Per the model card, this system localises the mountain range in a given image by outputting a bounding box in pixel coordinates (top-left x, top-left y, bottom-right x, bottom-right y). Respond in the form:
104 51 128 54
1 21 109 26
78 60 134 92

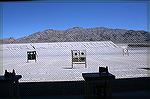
1 27 150 44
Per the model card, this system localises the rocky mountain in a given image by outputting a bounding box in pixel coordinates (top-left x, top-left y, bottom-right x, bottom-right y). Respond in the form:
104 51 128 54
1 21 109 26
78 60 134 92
2 27 150 44
0 37 16 44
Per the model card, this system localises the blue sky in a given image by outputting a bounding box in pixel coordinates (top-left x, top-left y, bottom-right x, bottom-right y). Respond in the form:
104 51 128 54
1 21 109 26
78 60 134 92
1 1 149 38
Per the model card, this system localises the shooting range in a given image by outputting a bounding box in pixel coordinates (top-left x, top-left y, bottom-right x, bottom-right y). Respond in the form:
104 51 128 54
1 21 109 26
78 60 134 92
2 41 148 82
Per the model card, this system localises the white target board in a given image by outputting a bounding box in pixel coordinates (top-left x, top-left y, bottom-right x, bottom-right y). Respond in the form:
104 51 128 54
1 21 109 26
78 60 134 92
27 51 37 62
71 50 87 68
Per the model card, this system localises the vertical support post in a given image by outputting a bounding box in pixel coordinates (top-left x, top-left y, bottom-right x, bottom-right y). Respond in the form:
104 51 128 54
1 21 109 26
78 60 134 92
71 50 73 69
27 52 29 63
0 6 3 75
0 49 2 75
85 51 87 68
35 51 37 62
14 80 20 99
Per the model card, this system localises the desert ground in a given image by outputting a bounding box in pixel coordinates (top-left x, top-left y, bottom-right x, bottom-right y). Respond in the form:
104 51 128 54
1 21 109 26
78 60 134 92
1 41 150 82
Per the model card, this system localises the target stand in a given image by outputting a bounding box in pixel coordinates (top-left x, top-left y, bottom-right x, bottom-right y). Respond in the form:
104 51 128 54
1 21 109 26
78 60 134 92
122 47 129 56
71 50 87 68
27 51 37 62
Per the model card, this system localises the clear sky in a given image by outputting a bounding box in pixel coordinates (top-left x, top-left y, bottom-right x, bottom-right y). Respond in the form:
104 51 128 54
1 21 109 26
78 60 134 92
1 1 149 39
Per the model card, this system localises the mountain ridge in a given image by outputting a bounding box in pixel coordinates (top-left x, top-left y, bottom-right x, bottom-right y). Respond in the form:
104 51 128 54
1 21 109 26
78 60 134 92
1 27 150 44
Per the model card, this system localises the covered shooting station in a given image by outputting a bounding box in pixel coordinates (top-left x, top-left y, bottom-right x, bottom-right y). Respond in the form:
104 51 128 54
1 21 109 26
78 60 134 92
82 66 115 99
